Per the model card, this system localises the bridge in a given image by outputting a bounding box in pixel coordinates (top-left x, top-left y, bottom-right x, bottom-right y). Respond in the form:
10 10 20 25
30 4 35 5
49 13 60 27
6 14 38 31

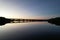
0 17 60 26
0 17 48 26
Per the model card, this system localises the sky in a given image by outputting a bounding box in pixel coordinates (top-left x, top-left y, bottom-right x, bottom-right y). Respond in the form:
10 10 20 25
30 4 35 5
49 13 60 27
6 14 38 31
0 0 60 19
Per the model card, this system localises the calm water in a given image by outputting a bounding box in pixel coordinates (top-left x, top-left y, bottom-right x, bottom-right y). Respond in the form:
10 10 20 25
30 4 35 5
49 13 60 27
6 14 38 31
0 22 60 40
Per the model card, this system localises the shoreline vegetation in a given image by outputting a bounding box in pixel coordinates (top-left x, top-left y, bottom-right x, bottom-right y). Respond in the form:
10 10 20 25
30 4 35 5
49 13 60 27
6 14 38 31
0 17 60 26
48 17 60 25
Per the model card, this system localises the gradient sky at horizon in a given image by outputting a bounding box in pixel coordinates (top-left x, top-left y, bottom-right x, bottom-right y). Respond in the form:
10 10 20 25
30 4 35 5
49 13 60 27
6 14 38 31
0 0 60 19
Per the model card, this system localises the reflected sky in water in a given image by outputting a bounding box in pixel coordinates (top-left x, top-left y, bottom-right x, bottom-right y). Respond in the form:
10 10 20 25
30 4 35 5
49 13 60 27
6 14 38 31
0 22 60 40
0 22 47 31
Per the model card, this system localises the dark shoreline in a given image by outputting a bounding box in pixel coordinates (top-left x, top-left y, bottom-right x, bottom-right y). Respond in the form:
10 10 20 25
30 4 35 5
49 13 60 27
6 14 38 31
0 17 60 26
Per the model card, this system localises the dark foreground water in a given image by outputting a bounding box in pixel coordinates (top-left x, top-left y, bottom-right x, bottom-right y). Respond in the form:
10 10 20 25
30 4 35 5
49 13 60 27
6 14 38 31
0 22 60 40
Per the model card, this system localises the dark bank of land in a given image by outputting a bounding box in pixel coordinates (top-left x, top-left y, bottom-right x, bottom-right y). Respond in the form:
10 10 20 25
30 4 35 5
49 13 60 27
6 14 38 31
0 17 60 26
48 17 60 25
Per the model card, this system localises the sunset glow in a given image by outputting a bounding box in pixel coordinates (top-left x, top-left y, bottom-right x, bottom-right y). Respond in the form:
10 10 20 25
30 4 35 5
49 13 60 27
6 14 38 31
0 0 60 19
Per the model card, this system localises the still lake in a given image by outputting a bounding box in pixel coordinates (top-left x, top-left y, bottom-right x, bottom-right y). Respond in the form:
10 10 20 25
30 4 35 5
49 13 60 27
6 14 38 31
0 22 60 40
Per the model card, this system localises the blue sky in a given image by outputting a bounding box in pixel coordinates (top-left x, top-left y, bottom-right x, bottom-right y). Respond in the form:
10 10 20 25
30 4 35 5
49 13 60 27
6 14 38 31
0 0 60 19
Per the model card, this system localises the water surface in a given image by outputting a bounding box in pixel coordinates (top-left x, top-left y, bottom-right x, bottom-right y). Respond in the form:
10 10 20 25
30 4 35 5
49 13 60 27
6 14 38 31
0 22 60 40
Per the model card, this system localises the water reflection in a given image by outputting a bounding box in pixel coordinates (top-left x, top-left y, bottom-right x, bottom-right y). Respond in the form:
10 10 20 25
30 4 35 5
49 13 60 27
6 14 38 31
0 20 60 26
0 22 60 40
